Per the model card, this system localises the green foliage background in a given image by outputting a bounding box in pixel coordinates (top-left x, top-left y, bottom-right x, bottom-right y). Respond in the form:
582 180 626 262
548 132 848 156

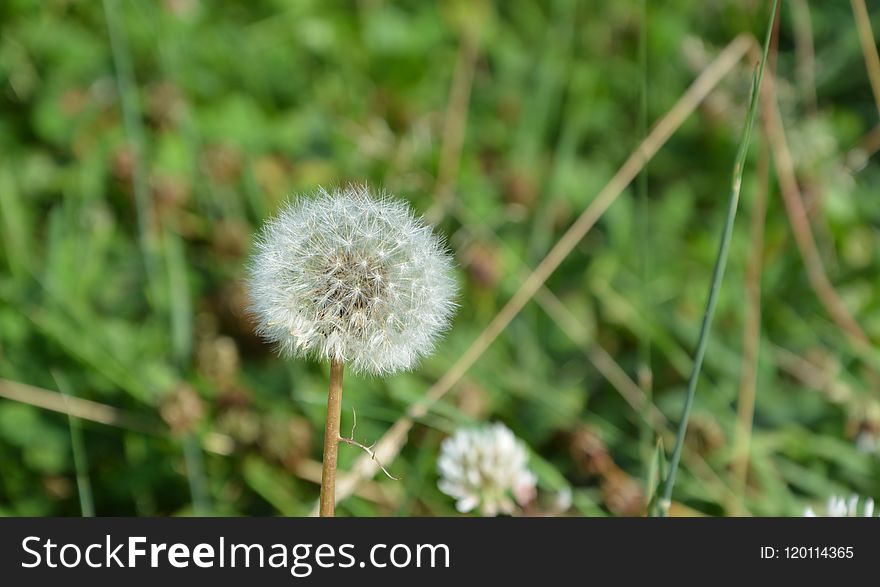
1 0 879 516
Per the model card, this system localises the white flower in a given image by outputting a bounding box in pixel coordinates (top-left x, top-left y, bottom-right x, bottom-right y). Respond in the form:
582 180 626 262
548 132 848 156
804 494 877 517
248 185 457 375
437 422 537 516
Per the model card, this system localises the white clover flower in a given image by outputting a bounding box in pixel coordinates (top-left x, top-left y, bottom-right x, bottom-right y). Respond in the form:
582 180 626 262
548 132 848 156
248 185 457 375
803 494 877 517
437 422 537 516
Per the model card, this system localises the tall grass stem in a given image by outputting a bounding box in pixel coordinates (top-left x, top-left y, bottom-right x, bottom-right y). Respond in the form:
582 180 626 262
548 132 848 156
53 371 95 517
657 0 778 515
102 0 159 304
636 0 655 484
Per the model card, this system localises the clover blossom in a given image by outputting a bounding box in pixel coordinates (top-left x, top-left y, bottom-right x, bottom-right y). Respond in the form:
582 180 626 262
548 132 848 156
804 494 877 517
437 422 537 516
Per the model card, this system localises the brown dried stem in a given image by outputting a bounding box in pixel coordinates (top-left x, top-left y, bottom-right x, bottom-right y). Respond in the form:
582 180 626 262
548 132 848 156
790 0 817 113
730 140 769 515
761 77 871 352
427 3 485 222
851 0 880 118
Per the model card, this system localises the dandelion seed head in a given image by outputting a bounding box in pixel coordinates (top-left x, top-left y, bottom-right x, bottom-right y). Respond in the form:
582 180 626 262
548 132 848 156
437 422 537 516
248 185 457 375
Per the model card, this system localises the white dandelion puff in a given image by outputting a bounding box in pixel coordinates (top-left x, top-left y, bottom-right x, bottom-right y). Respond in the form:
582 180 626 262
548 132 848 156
803 494 877 517
437 422 537 516
247 185 457 375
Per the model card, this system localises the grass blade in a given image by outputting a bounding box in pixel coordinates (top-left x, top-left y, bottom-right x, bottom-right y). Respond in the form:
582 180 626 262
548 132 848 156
52 371 95 517
657 0 779 515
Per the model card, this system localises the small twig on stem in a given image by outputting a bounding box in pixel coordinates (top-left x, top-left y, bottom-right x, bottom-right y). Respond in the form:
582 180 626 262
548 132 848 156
339 408 399 481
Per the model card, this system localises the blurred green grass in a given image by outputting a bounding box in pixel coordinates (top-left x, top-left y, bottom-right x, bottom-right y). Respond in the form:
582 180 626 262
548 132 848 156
0 0 879 516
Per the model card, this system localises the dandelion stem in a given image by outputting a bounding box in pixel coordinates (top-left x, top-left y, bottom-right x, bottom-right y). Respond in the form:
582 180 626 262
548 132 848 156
320 359 345 517
657 0 777 516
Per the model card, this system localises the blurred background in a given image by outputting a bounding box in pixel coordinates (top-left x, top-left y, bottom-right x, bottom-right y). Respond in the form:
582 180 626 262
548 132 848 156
1 0 879 517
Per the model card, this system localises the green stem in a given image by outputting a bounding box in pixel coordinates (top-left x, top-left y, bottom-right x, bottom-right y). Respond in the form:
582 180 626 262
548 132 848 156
183 433 211 515
53 371 95 517
657 0 778 515
636 0 654 485
103 0 159 305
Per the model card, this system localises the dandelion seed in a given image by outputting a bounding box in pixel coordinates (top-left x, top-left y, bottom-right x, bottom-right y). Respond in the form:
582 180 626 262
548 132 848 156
437 422 537 516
